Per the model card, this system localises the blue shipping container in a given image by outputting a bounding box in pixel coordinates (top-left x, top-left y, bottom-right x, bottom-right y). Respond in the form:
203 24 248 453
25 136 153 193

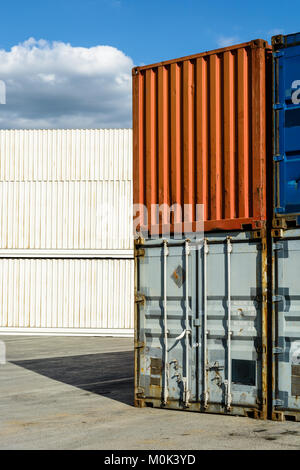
273 33 300 220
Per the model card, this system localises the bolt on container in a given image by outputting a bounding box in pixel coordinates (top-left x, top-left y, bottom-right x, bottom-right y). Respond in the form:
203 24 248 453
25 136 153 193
272 33 300 228
133 40 272 235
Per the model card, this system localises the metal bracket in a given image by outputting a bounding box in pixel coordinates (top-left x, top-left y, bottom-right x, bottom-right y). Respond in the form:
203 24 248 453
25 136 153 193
193 318 201 327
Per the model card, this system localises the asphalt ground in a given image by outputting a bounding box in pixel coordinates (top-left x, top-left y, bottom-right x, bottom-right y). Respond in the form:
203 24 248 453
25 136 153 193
0 335 299 450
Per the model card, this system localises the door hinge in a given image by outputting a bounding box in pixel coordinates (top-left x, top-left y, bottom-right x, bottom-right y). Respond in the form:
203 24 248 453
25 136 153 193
135 248 145 257
206 362 224 371
273 347 284 354
273 398 284 406
273 242 284 251
136 387 145 397
273 50 284 58
135 293 146 305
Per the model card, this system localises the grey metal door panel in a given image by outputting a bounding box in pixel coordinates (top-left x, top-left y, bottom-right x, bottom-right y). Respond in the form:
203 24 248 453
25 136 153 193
273 230 300 417
135 231 267 417
137 242 196 405
198 235 263 410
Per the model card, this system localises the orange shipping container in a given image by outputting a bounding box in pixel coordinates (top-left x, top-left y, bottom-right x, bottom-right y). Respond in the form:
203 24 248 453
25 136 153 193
133 40 272 234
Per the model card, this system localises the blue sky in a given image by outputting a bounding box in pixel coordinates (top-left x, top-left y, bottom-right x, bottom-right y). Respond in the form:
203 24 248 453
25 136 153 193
0 0 297 65
0 0 298 128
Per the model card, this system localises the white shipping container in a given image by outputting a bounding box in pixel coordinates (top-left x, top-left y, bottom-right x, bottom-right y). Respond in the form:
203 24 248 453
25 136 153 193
0 129 133 252
0 129 134 336
0 258 134 336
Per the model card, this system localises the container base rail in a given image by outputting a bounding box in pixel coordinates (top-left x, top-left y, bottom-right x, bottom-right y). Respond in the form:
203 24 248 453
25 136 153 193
134 230 268 419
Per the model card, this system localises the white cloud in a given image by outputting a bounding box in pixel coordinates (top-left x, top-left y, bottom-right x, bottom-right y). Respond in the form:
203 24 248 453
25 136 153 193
216 36 240 48
0 38 133 129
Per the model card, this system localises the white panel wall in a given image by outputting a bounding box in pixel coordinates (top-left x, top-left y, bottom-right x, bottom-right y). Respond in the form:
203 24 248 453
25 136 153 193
0 129 133 336
0 129 132 181
0 181 132 250
0 258 133 334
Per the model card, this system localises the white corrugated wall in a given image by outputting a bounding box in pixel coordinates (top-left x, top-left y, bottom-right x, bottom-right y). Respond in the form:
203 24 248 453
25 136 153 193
0 129 133 337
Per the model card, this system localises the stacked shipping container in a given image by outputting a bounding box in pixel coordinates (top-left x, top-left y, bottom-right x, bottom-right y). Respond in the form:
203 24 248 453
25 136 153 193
0 129 134 336
133 40 272 419
272 33 300 421
134 33 300 421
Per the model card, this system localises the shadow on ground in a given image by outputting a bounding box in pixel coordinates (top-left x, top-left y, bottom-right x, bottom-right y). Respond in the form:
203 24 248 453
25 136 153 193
11 351 134 406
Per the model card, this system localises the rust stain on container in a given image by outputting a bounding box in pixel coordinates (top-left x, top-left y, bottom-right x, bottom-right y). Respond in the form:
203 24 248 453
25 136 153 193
133 40 272 233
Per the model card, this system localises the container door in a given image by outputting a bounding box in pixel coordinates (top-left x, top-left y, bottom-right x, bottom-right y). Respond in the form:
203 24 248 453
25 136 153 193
197 235 266 415
274 41 300 216
135 239 196 407
273 232 300 418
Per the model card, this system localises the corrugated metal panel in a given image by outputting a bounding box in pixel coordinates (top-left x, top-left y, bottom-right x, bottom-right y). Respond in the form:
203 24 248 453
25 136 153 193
133 40 271 233
0 258 134 330
272 228 300 421
0 181 132 250
0 129 134 335
134 231 268 418
272 34 300 222
0 129 132 181
0 129 133 251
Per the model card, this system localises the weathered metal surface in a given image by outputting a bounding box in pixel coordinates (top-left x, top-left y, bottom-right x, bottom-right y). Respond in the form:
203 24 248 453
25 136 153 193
272 33 300 223
133 40 271 234
272 227 300 421
0 258 134 332
134 231 268 418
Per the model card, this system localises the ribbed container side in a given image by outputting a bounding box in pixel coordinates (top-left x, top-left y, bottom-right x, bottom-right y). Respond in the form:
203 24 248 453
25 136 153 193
0 181 132 250
0 129 132 181
0 129 133 251
272 227 300 422
0 258 134 332
133 40 271 233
